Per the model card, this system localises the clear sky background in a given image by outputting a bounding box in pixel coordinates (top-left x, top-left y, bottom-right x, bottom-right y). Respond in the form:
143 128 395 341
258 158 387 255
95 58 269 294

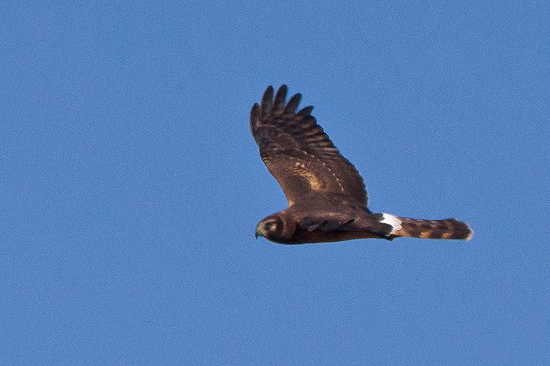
1 1 549 365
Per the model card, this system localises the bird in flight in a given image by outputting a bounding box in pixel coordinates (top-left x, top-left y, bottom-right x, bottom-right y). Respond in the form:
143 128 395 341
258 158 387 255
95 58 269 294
250 85 473 244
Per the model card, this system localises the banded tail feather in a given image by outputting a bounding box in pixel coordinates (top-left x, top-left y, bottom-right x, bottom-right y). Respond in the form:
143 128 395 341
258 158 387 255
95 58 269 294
381 213 473 240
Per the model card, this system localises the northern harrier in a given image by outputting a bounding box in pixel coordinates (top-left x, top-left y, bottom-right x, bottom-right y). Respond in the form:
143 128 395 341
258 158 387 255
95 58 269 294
251 85 473 244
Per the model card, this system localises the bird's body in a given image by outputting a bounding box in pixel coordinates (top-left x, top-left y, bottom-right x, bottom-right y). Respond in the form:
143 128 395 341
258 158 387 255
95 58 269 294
251 85 473 244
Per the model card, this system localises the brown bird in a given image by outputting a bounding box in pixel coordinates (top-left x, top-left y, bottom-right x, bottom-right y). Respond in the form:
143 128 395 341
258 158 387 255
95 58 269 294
251 85 473 244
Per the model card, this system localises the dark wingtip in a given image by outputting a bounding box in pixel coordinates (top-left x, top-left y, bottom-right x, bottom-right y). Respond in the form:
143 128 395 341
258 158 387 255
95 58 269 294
257 85 314 118
261 86 274 111
274 85 288 109
285 93 302 113
250 103 260 123
297 106 314 116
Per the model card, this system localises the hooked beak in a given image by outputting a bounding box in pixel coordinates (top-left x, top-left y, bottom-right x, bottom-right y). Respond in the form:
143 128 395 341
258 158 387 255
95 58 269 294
255 224 265 239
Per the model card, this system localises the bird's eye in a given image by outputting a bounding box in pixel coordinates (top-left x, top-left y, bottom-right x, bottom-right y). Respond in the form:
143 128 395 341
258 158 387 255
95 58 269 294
265 221 278 231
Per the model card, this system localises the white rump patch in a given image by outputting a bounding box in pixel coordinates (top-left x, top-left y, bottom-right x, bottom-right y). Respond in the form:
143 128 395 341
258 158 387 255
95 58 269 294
380 213 402 234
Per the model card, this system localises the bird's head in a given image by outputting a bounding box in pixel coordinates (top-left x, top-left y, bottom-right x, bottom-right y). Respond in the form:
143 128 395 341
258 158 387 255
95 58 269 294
255 213 296 244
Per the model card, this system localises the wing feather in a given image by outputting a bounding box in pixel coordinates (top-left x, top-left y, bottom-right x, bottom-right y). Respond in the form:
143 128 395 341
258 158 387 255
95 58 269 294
273 85 287 110
284 93 302 114
250 85 368 207
261 86 273 111
297 106 314 116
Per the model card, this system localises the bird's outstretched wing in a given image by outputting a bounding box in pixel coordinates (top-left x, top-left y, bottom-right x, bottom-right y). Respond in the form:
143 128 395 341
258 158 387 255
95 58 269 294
250 85 368 207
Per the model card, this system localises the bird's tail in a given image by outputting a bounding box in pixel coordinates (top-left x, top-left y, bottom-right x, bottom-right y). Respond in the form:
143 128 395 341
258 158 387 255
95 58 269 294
380 213 473 240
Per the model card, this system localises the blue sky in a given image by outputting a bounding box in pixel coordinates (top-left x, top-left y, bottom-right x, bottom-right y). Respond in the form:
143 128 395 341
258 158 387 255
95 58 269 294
1 1 549 365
